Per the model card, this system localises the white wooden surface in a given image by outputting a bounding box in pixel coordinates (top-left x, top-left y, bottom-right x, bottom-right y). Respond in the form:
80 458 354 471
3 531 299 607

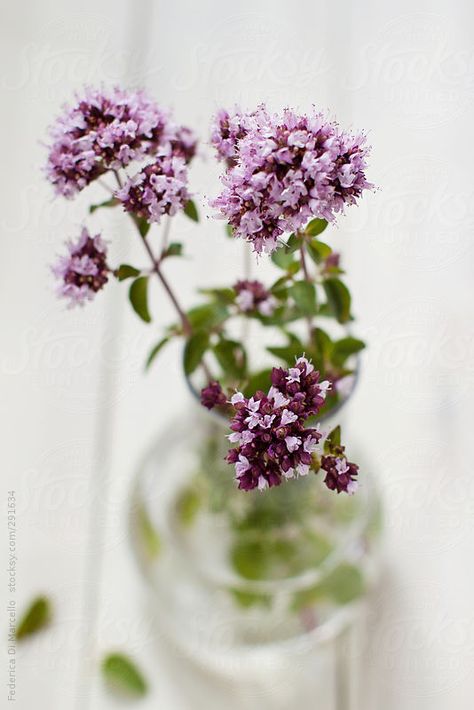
1 0 474 708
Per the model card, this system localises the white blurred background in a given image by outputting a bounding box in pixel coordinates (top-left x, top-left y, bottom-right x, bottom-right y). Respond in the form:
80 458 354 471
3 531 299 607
1 0 473 708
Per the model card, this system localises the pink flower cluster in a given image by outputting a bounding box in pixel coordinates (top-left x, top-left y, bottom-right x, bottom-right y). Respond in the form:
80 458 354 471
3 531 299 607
210 107 261 166
234 279 276 317
210 105 372 254
116 156 190 224
52 227 109 306
226 357 329 491
45 86 196 198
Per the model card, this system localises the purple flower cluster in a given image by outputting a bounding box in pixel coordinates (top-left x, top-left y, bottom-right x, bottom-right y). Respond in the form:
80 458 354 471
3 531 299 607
210 105 372 254
45 86 196 198
201 381 227 410
226 357 329 491
234 279 276 316
321 455 358 495
52 227 109 306
116 156 190 224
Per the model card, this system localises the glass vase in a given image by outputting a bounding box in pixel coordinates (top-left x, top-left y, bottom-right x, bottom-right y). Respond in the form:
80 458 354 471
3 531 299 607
130 395 381 710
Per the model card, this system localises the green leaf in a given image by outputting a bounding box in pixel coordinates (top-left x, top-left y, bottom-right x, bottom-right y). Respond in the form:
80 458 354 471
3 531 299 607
287 261 301 276
102 653 148 698
186 303 228 330
271 246 296 271
323 278 351 324
145 337 170 370
133 215 151 238
307 239 332 265
232 533 331 582
319 563 365 604
176 486 202 527
115 264 141 281
231 540 270 581
129 277 151 323
183 199 199 222
229 589 272 609
289 280 317 316
225 224 234 238
89 197 119 214
214 339 246 379
164 242 183 258
292 563 364 611
199 287 236 305
16 596 51 640
284 233 302 253
313 327 333 360
243 369 272 397
184 331 209 375
305 218 328 236
332 337 365 367
324 425 341 454
267 331 304 366
270 275 290 296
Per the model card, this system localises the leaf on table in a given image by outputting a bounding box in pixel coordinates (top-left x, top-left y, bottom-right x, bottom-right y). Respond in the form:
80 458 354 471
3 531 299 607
102 653 148 698
16 596 51 640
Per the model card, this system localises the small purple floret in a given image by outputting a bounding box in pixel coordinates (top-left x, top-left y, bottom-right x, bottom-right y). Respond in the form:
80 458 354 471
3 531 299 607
52 227 109 307
321 455 359 495
234 279 276 316
201 381 227 410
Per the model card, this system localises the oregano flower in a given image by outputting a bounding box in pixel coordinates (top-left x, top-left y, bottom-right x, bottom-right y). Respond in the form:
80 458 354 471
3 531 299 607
52 227 109 306
210 105 373 254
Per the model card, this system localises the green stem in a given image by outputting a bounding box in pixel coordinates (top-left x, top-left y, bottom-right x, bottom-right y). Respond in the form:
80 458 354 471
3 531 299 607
299 240 315 342
111 169 212 380
139 230 192 337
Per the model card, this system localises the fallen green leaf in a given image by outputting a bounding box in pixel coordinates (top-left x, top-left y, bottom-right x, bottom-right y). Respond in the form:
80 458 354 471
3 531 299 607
16 596 51 640
102 653 148 698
